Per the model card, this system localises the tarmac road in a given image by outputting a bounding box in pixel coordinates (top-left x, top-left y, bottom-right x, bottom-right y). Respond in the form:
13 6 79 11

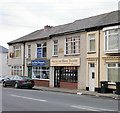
1 87 119 112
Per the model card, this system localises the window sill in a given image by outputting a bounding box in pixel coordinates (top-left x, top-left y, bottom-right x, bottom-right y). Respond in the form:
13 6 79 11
87 51 96 54
10 57 21 59
32 78 50 81
108 82 116 85
52 55 58 57
105 50 120 54
35 58 47 60
64 53 80 56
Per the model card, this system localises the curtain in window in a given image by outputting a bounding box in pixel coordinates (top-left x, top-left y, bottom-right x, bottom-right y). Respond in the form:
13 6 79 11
108 34 118 50
90 40 95 51
108 68 120 82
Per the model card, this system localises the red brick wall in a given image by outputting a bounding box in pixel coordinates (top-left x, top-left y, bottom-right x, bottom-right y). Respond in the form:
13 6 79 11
34 80 49 87
60 82 77 89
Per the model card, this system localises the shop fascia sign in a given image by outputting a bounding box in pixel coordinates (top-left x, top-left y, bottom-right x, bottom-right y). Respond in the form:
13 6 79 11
31 60 50 66
50 58 80 66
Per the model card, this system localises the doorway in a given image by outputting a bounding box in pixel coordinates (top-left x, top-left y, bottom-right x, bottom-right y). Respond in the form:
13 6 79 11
28 66 32 78
54 67 61 87
89 63 95 91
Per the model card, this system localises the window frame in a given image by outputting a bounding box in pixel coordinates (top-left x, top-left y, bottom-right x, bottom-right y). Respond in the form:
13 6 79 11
103 26 119 53
27 45 31 58
13 45 21 58
88 33 96 53
107 63 120 83
36 42 47 58
11 66 22 76
60 66 78 83
53 40 58 56
32 66 50 80
65 36 80 55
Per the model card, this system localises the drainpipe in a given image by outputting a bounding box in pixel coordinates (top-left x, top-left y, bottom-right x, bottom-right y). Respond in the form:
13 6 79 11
98 29 101 88
23 42 25 76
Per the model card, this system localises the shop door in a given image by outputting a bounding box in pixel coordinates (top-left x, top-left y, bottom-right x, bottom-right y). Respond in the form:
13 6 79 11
54 67 61 87
28 66 32 78
89 63 95 91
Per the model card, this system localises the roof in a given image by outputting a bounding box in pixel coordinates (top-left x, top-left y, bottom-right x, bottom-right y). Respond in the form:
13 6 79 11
0 46 8 53
8 10 120 45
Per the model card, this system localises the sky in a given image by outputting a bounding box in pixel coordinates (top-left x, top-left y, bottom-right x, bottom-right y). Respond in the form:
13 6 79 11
0 0 119 48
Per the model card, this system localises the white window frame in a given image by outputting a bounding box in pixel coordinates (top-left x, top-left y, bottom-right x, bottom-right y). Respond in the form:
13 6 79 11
65 36 80 55
11 66 22 76
13 45 21 58
36 42 47 58
52 40 58 56
103 26 120 53
106 63 120 83
32 66 50 80
27 45 31 58
88 34 96 53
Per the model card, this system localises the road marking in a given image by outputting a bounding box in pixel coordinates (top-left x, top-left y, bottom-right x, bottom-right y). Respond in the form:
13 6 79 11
10 94 47 102
71 105 115 111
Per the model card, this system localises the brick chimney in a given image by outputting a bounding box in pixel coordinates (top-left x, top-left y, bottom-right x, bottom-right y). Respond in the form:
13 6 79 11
44 25 52 29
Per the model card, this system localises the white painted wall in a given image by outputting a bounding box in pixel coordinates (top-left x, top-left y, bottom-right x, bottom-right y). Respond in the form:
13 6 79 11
0 52 10 76
0 53 2 76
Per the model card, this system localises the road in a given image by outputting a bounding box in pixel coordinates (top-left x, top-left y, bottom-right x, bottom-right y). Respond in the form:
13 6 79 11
1 86 119 112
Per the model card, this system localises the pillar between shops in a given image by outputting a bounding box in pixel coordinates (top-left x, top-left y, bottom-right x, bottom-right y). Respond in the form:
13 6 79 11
49 67 54 87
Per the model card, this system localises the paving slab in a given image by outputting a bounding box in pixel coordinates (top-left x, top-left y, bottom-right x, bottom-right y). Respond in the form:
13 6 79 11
33 86 120 99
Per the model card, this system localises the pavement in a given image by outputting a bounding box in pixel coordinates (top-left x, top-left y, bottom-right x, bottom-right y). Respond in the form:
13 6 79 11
34 85 120 100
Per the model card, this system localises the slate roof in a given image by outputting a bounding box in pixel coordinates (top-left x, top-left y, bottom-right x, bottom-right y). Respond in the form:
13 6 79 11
8 10 120 45
0 46 8 53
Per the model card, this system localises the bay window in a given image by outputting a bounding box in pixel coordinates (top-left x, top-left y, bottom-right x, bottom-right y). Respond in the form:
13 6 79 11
107 63 120 82
104 27 119 52
65 36 80 55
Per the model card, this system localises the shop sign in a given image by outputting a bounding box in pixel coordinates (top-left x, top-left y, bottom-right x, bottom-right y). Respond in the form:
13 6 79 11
31 60 50 66
50 58 80 66
26 60 31 66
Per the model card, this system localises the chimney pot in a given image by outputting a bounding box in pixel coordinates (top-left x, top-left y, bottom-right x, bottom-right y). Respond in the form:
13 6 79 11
44 25 52 29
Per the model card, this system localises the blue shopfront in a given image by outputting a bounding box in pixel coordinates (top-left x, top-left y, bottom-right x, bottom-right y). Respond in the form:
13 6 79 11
31 59 50 87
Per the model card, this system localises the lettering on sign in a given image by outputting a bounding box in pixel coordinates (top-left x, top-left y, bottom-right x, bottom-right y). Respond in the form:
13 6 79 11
31 60 50 66
50 58 80 66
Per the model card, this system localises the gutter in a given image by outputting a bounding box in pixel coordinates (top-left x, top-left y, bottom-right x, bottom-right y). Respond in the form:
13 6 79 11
98 29 101 88
23 42 25 76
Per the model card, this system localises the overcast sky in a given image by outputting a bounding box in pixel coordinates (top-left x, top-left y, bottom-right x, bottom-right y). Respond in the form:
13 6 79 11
0 0 119 48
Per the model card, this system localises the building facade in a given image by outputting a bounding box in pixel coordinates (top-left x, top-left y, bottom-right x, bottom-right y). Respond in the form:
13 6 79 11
8 10 120 91
86 26 120 92
0 46 10 76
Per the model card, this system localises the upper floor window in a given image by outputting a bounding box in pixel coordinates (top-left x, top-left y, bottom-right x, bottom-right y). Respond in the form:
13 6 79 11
65 36 80 55
27 45 31 58
88 34 96 52
53 40 58 56
37 42 47 58
104 27 119 52
13 46 21 58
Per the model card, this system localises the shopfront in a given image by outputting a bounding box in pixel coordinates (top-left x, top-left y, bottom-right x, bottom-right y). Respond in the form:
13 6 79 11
31 59 50 87
51 58 80 89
